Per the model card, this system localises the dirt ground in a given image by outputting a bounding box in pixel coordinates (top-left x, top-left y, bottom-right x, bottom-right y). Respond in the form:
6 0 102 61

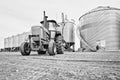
0 52 120 80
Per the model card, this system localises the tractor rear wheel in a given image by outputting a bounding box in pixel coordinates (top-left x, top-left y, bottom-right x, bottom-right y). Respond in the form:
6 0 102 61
37 50 46 55
56 36 64 54
20 42 31 56
48 40 56 56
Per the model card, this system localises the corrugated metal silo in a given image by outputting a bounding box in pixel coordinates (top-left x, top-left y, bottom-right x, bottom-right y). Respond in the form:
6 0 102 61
63 21 75 43
79 6 120 51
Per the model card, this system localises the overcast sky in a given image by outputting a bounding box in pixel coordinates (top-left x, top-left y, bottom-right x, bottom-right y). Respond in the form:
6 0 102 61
0 0 120 48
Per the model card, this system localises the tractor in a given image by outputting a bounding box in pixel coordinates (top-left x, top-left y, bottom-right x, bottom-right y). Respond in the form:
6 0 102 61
20 11 64 56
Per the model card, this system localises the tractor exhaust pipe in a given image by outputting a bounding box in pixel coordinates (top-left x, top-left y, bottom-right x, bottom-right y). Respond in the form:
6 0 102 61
61 13 65 23
43 11 48 29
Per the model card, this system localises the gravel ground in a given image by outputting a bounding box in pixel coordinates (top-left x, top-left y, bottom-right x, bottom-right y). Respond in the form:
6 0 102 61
0 52 120 80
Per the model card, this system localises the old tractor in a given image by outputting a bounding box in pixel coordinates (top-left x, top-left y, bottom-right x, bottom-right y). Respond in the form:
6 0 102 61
20 11 64 56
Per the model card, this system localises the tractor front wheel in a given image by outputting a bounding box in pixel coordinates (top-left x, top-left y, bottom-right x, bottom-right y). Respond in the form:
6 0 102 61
48 40 56 56
20 42 31 56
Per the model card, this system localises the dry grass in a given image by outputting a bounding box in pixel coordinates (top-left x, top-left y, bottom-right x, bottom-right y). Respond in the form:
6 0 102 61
0 52 120 80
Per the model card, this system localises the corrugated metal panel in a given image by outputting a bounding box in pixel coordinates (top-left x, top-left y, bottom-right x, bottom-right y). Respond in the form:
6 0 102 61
79 6 120 51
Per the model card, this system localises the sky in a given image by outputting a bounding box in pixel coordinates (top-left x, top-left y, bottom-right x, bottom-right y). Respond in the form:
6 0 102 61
0 0 120 49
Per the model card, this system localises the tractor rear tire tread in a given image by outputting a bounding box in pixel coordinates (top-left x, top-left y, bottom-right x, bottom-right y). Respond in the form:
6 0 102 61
56 36 64 54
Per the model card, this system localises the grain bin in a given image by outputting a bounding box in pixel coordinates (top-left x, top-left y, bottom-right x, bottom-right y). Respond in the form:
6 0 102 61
58 20 75 51
57 13 75 51
78 6 120 51
63 21 75 43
